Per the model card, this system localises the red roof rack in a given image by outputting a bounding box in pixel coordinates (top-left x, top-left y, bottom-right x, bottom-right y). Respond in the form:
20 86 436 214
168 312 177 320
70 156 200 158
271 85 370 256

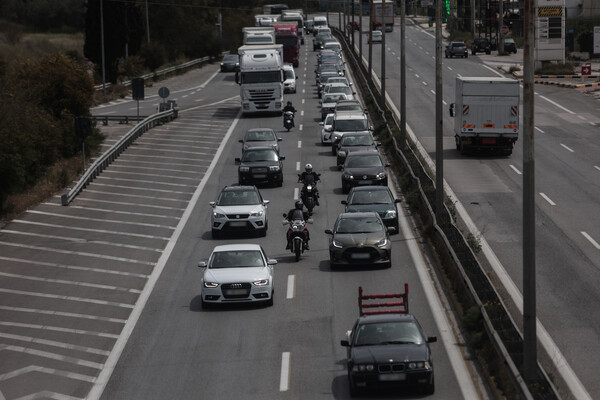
358 284 409 316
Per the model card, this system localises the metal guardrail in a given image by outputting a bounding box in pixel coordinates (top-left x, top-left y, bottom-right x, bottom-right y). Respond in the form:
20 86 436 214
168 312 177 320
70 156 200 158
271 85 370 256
334 27 559 400
61 106 177 206
91 115 149 125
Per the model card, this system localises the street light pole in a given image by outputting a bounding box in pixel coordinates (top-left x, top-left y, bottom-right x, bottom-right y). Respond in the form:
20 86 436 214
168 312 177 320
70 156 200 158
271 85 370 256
400 0 406 148
100 0 106 98
435 0 444 217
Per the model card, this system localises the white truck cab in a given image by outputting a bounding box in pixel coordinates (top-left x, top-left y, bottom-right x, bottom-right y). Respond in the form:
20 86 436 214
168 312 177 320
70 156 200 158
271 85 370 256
237 44 284 114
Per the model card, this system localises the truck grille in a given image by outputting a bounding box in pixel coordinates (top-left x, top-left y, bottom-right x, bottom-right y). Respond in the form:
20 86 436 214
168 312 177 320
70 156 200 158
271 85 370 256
249 89 275 101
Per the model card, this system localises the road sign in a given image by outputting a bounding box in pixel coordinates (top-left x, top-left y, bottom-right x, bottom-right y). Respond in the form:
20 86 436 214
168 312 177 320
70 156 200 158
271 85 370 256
158 87 170 99
501 25 509 35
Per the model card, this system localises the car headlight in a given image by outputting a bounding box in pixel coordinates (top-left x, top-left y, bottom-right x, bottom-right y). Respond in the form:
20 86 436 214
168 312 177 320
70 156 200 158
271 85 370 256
375 237 389 248
337 150 346 157
376 172 387 179
269 165 280 172
204 281 219 288
352 364 375 372
407 361 431 370
213 212 225 218
333 133 342 141
239 166 250 172
250 210 264 217
289 82 295 87
253 279 269 286
342 173 354 180
220 63 224 66
384 210 397 218
332 239 344 248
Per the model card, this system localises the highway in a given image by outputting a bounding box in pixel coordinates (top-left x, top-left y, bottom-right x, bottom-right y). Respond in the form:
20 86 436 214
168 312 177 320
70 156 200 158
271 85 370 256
0 31 481 400
336 15 599 399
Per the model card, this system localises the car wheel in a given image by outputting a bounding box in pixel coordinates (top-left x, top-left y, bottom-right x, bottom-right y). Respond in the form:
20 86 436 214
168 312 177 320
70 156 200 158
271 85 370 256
342 184 350 194
465 53 468 58
422 375 435 395
348 376 360 397
265 292 274 307
211 229 221 239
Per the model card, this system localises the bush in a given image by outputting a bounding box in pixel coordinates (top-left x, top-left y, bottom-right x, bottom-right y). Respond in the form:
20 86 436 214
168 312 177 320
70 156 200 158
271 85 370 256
140 41 167 71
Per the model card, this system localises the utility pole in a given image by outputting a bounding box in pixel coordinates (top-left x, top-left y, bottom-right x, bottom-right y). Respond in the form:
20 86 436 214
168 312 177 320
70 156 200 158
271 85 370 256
435 0 444 217
523 0 537 382
351 0 355 48
381 0 386 106
471 0 475 37
499 0 505 53
145 0 150 43
368 0 373 81
359 0 363 61
400 0 406 148
100 0 106 98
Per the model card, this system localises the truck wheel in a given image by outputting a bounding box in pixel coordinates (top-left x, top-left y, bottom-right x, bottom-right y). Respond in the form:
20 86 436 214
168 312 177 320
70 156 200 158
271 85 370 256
460 141 467 155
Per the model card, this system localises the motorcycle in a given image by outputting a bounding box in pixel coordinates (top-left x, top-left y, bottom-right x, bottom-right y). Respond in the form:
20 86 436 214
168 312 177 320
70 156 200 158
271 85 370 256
298 173 321 215
282 214 312 262
283 111 295 131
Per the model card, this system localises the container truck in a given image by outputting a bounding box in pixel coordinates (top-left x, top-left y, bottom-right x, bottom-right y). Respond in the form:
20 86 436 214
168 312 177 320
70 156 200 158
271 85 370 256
372 0 394 32
236 44 284 115
271 23 299 67
243 27 276 45
449 77 520 155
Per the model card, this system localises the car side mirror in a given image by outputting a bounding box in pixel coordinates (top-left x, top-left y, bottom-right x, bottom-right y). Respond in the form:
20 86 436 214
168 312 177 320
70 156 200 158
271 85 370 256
267 259 278 265
209 201 216 207
369 125 374 131
295 76 298 80
278 138 283 141
263 200 270 206
427 336 438 343
319 122 324 126
449 103 456 117
325 229 333 234
279 156 285 160
385 163 390 168
238 139 243 143
198 261 207 268
394 199 402 203
341 200 348 205
340 340 350 347
235 157 241 163
376 142 382 147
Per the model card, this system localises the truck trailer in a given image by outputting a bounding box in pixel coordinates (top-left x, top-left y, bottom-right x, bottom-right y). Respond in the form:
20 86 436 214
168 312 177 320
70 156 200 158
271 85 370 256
236 44 284 115
449 77 520 155
372 0 394 32
281 11 304 44
243 27 276 45
271 23 299 67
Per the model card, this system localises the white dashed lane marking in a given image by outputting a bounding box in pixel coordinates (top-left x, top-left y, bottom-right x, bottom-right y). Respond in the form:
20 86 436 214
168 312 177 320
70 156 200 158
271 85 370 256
539 193 556 206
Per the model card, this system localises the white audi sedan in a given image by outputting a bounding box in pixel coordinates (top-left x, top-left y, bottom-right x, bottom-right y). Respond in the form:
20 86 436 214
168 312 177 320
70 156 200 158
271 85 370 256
198 244 276 308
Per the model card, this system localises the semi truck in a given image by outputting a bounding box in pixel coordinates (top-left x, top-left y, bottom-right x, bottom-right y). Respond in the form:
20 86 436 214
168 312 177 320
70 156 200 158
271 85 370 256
372 0 394 32
243 27 275 45
281 11 304 44
236 44 284 115
271 23 299 67
254 14 279 27
449 77 520 155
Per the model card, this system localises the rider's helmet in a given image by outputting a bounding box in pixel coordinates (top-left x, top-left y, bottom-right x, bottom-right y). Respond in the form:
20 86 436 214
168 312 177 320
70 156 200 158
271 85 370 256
295 200 304 210
287 101 293 107
305 163 313 173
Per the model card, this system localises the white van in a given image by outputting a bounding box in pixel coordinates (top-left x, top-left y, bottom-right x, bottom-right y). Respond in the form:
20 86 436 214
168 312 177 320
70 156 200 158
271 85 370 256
282 64 297 93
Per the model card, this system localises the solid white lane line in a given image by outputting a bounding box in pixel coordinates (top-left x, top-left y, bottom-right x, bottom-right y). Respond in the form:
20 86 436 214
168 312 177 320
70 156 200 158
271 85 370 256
286 275 295 299
578 115 586 120
0 288 134 309
299 124 303 131
280 352 291 391
0 305 126 325
0 271 141 293
27 210 175 230
72 198 185 211
535 126 545 134
509 165 522 175
297 140 302 148
0 256 148 278
481 64 505 78
539 193 556 206
296 161 301 171
560 143 575 152
0 321 119 338
0 344 104 369
581 232 600 250
12 220 169 240
0 332 111 355
293 188 299 200
594 165 600 172
539 94 575 114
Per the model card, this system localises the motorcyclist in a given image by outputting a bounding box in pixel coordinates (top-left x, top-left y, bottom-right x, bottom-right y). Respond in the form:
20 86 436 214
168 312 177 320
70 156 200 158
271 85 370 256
285 200 310 250
298 163 320 206
283 101 297 127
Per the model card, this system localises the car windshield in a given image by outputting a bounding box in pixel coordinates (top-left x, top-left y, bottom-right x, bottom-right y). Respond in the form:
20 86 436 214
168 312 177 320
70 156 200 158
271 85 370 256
341 135 373 146
335 216 383 233
345 154 382 168
354 321 423 346
328 86 352 95
349 190 392 205
217 190 260 206
328 78 348 85
246 130 276 142
209 250 264 268
284 69 295 80
324 114 334 125
335 119 367 131
223 55 237 63
319 64 339 73
242 149 278 162
323 94 346 103
336 104 361 112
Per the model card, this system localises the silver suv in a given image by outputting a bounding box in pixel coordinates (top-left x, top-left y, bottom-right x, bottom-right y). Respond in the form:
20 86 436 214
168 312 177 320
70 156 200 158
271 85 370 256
330 111 373 155
210 186 269 238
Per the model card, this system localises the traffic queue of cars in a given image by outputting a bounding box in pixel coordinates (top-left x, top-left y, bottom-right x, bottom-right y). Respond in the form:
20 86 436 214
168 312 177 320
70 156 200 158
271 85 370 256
202 17 437 396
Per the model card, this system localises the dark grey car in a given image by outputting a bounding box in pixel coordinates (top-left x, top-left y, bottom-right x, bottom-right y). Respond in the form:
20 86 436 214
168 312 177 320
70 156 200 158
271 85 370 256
342 186 401 234
325 212 391 268
239 128 282 154
341 151 389 193
336 132 378 167
445 41 468 58
220 54 239 72
235 147 285 187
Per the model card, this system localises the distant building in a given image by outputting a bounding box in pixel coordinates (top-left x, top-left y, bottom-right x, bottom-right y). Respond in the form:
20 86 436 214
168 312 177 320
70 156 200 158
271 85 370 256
566 0 600 18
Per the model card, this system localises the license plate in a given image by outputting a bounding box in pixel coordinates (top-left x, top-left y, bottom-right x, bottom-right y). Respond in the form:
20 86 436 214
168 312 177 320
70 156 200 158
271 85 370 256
224 289 248 296
351 253 370 259
358 180 373 185
378 373 406 381
228 221 246 227
253 174 267 179
482 138 496 144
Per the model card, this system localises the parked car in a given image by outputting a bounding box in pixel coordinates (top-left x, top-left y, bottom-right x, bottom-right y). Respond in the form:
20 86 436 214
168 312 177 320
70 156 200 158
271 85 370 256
220 54 239 72
445 41 468 58
369 30 382 43
198 244 276 307
341 151 389 193
320 113 335 145
341 312 437 395
325 212 391 268
209 185 269 238
503 38 517 54
336 132 378 167
471 37 491 55
342 186 401 234
239 128 282 154
235 147 285 187
283 64 297 93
